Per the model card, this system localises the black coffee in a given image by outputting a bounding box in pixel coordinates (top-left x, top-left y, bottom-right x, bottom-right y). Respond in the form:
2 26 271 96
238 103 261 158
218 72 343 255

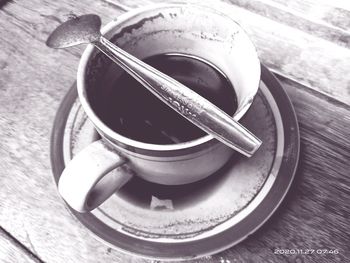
92 53 237 144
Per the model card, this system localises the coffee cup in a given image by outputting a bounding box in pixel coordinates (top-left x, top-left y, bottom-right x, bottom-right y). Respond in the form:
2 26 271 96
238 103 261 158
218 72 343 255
58 3 261 212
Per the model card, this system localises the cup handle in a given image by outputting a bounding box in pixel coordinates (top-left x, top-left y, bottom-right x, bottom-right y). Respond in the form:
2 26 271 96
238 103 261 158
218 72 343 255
58 140 132 212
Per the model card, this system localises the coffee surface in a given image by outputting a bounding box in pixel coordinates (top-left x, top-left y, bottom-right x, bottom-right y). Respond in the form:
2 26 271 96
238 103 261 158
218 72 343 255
92 53 237 144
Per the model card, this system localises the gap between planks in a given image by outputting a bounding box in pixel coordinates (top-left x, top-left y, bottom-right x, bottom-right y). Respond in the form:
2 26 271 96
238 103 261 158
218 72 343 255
0 227 44 263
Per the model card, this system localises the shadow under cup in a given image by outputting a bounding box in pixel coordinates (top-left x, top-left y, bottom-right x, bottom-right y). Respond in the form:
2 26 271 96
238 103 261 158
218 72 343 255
79 4 260 185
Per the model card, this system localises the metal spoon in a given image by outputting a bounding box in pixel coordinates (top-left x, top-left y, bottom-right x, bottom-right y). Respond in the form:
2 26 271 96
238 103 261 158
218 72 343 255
46 14 261 157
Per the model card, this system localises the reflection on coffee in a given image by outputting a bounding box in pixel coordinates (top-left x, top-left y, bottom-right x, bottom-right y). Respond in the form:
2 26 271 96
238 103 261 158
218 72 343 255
93 53 237 144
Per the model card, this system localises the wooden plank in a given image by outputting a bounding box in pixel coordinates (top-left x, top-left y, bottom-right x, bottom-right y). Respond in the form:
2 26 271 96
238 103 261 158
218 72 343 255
0 227 42 263
0 0 349 262
267 0 350 30
225 0 350 47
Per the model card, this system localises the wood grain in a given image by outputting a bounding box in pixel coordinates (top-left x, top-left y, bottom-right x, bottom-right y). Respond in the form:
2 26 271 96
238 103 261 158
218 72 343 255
0 227 42 263
0 0 349 262
226 0 350 48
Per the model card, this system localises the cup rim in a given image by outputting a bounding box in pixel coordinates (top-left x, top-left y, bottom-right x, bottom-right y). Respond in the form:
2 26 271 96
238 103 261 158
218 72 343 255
77 3 260 152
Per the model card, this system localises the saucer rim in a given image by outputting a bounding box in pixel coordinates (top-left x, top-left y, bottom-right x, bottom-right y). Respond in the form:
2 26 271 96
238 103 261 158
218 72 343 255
50 64 300 261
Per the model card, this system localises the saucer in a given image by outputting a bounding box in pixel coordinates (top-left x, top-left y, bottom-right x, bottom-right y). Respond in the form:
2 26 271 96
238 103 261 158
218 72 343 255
51 65 299 260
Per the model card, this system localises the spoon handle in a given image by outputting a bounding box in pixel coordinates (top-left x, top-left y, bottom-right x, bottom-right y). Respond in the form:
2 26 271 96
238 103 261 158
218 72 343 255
94 36 261 157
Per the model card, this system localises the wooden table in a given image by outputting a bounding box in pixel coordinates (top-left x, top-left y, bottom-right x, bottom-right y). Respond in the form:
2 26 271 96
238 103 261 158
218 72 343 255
0 0 349 262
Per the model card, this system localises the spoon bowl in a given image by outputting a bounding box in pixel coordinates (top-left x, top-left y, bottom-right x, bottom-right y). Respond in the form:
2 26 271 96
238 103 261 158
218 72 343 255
46 14 102 48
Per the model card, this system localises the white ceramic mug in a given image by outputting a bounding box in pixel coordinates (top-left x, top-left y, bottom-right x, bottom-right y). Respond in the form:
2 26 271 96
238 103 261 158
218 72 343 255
58 3 261 212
